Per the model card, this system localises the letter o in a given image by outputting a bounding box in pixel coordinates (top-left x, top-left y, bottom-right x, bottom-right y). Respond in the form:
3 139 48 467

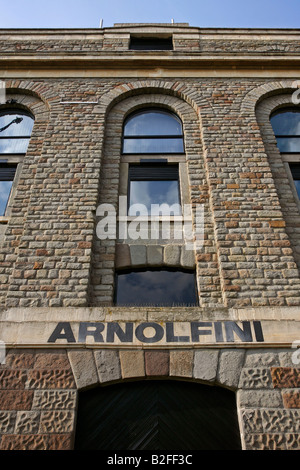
135 322 164 343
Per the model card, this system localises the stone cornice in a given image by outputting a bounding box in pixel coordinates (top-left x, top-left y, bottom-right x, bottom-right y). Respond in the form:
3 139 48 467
1 54 300 71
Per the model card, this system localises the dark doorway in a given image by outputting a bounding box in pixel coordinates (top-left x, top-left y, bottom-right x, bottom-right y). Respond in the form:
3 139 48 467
74 380 242 450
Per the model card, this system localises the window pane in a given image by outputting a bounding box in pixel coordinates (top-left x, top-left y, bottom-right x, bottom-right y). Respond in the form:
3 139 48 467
115 269 198 306
275 137 300 153
0 180 13 215
0 112 34 155
289 164 300 199
129 180 181 215
0 138 31 154
123 137 184 154
124 111 182 136
294 180 300 199
129 37 173 50
0 113 34 137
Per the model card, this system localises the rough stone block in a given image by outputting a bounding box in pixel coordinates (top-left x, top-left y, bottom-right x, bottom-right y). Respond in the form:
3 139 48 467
130 245 146 266
164 245 181 266
282 390 300 408
193 349 219 382
67 350 98 390
0 390 34 410
238 368 273 389
15 411 40 434
119 350 145 378
32 390 77 410
94 350 121 383
237 389 283 408
217 349 245 389
271 367 300 388
147 245 163 265
26 369 76 390
115 244 131 269
40 410 75 433
180 245 195 268
169 350 194 378
145 350 169 376
0 411 16 433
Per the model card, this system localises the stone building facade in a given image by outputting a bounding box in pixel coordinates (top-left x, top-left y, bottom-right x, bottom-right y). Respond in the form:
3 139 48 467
0 23 300 450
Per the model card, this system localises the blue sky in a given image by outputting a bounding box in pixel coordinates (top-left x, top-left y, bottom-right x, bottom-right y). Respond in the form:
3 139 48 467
0 0 299 29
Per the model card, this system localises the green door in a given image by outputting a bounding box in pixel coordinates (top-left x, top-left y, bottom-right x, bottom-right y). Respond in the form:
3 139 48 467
74 380 242 450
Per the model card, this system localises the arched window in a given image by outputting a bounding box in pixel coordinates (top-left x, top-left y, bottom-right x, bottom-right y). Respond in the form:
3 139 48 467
270 108 300 199
0 109 34 155
0 109 34 216
122 109 184 154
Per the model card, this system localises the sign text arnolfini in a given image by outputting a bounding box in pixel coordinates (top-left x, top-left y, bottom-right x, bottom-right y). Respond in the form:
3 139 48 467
47 320 264 345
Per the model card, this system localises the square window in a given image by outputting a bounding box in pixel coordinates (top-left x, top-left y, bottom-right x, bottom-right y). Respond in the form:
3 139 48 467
128 163 181 216
115 268 198 307
129 36 173 51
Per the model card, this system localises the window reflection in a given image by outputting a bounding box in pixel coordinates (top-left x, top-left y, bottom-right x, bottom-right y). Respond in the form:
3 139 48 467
289 163 300 199
270 109 300 153
0 111 34 154
0 180 13 216
128 164 181 216
115 269 198 306
0 164 16 216
129 180 181 215
123 109 184 154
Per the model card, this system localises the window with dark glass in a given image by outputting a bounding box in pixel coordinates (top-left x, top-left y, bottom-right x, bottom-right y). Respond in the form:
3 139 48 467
115 268 198 306
129 36 173 51
270 109 300 153
0 110 34 155
122 109 184 154
0 163 16 216
289 163 300 199
270 109 300 201
128 163 181 215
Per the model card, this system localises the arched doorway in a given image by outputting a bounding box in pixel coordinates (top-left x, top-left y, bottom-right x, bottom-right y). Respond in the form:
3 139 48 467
74 380 242 450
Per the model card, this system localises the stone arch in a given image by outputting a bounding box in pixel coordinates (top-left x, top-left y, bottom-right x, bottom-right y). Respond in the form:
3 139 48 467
90 87 222 307
95 79 207 119
67 348 245 391
2 80 51 120
240 79 298 118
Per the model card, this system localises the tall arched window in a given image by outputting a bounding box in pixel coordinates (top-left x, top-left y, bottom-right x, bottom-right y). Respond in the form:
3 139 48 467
0 109 34 216
122 108 184 154
122 109 184 216
270 108 300 200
